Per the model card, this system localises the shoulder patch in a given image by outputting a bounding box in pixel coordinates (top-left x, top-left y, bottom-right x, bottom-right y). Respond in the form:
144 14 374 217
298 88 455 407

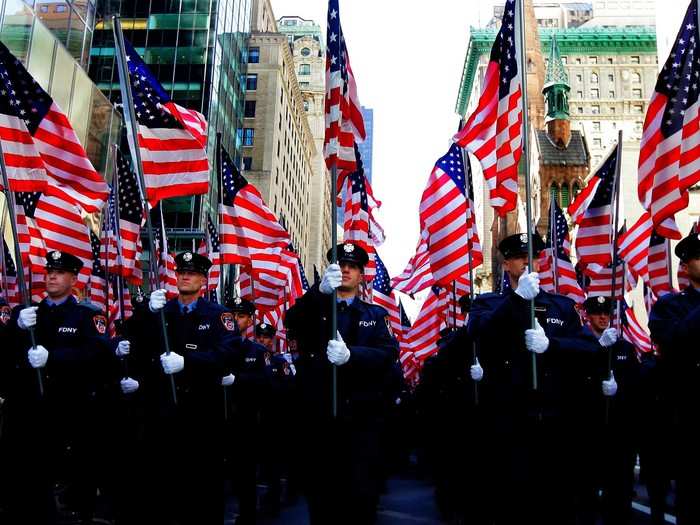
93 315 107 335
384 315 394 338
221 312 235 331
0 305 11 325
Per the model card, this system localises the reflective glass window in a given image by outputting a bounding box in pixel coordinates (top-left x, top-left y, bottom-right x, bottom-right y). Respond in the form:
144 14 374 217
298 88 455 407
50 43 75 111
27 18 55 88
1 0 35 61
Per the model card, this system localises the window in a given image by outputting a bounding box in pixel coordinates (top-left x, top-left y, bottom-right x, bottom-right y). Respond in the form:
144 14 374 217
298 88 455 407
589 56 598 64
608 74 614 82
576 74 582 83
242 157 252 170
39 4 48 11
303 100 309 112
631 56 640 64
549 183 560 207
594 155 603 165
301 47 311 57
243 128 254 146
577 91 583 98
561 56 568 64
607 58 613 64
633 105 644 114
244 100 256 118
55 4 66 12
561 185 571 208
299 82 309 88
593 138 602 148
591 72 598 84
632 88 642 98
632 72 641 83
609 106 616 114
592 105 600 114
590 88 599 99
635 121 643 132
245 74 257 90
577 106 584 114
592 121 601 131
608 90 615 98
572 182 581 198
299 63 310 75
248 47 260 63
575 57 582 64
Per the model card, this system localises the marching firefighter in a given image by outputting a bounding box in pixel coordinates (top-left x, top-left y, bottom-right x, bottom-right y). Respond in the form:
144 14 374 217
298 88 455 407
1 251 115 524
467 233 589 524
128 250 240 524
285 242 399 525
648 231 700 525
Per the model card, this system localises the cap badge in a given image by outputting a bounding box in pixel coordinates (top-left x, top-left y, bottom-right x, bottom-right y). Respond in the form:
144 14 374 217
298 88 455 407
697 234 700 241
51 251 61 260
260 323 267 329
183 252 193 262
520 234 528 244
344 243 354 253
234 297 242 305
597 296 605 304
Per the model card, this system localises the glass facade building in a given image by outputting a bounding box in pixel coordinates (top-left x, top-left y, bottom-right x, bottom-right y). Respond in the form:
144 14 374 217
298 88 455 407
0 0 121 178
89 0 251 232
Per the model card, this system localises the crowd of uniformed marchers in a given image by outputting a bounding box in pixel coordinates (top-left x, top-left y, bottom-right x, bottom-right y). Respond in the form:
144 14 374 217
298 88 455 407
0 231 699 525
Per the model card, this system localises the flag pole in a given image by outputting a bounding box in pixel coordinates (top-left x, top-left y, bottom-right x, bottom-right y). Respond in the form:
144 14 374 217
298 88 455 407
0 209 9 299
216 133 226 305
331 164 338 419
517 0 537 390
458 142 480 405
665 238 674 290
0 141 43 395
451 280 457 329
112 15 176 404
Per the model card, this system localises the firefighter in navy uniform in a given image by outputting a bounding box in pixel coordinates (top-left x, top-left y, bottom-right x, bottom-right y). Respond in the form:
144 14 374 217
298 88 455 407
648 231 700 525
285 242 399 525
571 296 641 524
225 297 268 525
415 297 485 523
1 251 115 524
129 251 240 525
468 233 589 525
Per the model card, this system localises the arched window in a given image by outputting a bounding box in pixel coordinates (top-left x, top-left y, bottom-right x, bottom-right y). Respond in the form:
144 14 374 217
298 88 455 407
632 72 641 83
572 181 581 198
561 184 571 208
549 182 560 207
301 47 311 57
299 64 311 75
303 100 310 112
591 72 599 84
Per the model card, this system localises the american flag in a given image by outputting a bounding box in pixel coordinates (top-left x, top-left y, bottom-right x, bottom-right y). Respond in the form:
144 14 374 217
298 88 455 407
0 42 108 211
121 39 209 206
153 226 177 297
647 230 675 296
371 253 401 338
419 143 482 287
405 286 443 362
89 231 108 309
617 212 653 283
454 0 522 216
14 191 45 273
437 280 470 328
583 260 635 299
1 239 20 307
205 214 221 293
109 150 144 284
109 278 134 337
620 301 654 358
238 266 280 311
638 0 700 239
391 233 433 296
569 142 618 266
218 144 289 272
539 199 584 302
324 0 366 184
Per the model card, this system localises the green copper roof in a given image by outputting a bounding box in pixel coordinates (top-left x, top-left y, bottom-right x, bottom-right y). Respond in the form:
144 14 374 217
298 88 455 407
455 25 657 116
544 36 569 90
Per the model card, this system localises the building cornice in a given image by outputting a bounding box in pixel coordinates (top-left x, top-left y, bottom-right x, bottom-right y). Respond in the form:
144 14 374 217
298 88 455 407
456 25 657 115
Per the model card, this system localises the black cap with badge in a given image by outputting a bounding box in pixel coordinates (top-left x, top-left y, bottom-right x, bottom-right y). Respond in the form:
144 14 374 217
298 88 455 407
583 295 612 314
498 233 546 260
174 251 212 275
45 250 83 275
226 297 255 316
675 232 700 263
255 322 276 337
326 242 369 268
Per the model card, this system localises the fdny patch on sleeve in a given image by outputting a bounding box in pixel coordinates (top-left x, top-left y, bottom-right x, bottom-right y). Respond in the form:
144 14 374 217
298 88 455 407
0 305 11 325
221 312 235 331
93 315 107 335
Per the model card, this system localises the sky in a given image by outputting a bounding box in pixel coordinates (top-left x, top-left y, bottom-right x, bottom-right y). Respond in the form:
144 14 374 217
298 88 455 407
269 0 690 315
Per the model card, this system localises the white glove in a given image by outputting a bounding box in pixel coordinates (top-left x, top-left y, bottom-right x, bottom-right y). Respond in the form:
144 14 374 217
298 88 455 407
599 327 618 348
327 331 350 365
602 372 618 397
470 358 484 382
525 319 549 354
221 373 236 386
18 306 38 330
120 377 140 394
149 289 168 312
319 264 342 295
515 272 540 301
27 345 49 368
160 352 184 374
116 340 131 357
